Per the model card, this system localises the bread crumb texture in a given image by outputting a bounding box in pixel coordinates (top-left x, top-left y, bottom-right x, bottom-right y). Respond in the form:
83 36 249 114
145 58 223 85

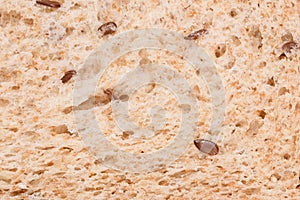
0 0 299 199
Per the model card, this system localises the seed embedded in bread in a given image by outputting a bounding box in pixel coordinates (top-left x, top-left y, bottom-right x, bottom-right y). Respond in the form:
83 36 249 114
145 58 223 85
282 41 298 53
36 0 61 8
98 22 117 36
61 70 77 83
184 29 208 40
194 139 219 155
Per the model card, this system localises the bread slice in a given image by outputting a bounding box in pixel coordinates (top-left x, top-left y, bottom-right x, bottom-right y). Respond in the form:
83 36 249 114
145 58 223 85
0 0 299 199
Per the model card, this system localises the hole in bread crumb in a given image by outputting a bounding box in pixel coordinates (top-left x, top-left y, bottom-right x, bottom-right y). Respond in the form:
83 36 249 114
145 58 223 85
215 44 226 58
229 9 237 17
42 75 49 81
295 102 300 111
139 57 152 66
231 35 241 46
248 25 263 48
12 85 20 90
271 173 281 181
65 27 75 36
144 83 156 93
247 119 263 134
258 61 266 68
121 131 134 140
267 77 275 86
9 128 18 132
278 87 289 96
257 110 266 119
181 104 191 112
23 18 34 25
235 123 242 127
283 153 291 160
158 180 169 186
10 189 28 197
0 98 9 107
281 32 293 42
51 124 72 135
242 188 260 195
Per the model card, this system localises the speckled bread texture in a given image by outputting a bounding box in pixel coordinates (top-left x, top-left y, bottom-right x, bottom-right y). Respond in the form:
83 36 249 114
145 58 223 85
0 0 300 199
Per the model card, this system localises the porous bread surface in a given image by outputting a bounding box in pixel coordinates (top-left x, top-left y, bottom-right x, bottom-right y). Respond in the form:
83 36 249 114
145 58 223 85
0 0 300 199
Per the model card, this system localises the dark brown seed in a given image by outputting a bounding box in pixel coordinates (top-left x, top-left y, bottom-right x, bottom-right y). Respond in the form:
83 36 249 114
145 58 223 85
184 29 208 40
296 184 300 189
103 88 113 96
103 88 116 100
229 9 238 17
278 53 287 60
194 139 219 155
267 77 275 86
61 70 77 83
282 41 298 53
36 0 61 8
98 22 117 36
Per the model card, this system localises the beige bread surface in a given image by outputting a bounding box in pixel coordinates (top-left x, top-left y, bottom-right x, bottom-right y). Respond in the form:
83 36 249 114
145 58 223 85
0 0 300 199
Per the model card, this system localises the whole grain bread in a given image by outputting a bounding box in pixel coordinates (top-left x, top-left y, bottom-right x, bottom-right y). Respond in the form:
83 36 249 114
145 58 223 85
0 0 299 199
